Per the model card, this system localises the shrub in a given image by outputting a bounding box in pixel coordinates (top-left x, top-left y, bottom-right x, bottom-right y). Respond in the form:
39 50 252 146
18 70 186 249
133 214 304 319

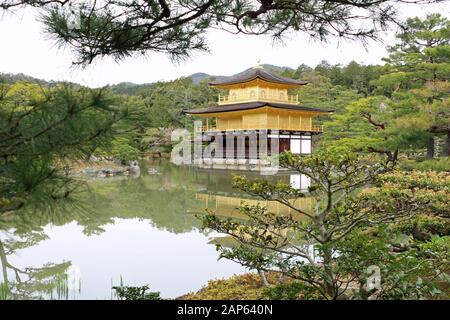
113 285 161 300
400 158 450 172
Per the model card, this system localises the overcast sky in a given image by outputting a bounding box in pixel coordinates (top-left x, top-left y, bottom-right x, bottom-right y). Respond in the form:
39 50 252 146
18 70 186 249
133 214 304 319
0 3 448 88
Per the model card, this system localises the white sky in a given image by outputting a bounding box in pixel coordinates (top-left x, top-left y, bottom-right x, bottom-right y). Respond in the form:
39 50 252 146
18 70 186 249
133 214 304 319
0 3 449 88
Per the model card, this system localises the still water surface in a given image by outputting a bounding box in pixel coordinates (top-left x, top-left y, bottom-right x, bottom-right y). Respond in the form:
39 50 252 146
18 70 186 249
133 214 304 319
0 160 305 299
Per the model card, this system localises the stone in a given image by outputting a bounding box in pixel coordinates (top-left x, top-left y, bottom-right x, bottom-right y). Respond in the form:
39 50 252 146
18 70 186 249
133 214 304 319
147 168 161 175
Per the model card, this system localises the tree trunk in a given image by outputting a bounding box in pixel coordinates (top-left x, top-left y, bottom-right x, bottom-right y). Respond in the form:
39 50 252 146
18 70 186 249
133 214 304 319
426 134 434 159
258 270 269 287
322 248 338 299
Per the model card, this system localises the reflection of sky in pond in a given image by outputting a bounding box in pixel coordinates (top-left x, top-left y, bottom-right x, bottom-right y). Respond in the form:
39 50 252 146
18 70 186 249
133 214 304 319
0 160 310 299
7 219 244 299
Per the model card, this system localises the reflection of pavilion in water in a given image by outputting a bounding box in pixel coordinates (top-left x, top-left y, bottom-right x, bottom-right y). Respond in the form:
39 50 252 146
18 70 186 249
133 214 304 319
195 192 313 221
195 173 313 247
195 174 314 220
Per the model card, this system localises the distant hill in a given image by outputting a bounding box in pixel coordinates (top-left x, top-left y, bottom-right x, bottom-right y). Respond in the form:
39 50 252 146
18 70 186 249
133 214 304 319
1 63 297 94
0 72 51 85
0 72 81 88
0 72 149 94
106 82 154 95
189 72 214 84
260 64 295 73
188 64 295 84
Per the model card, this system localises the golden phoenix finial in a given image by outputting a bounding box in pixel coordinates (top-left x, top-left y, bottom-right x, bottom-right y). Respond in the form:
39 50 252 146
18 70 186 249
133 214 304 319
254 59 263 69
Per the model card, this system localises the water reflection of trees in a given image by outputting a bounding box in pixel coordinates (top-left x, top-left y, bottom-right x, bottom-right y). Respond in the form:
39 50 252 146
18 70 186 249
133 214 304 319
0 161 225 299
0 160 310 299
0 198 89 299
0 231 71 299
81 168 203 234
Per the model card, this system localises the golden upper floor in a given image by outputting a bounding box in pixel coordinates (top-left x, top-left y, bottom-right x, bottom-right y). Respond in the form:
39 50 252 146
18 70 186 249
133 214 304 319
209 66 307 106
218 86 298 105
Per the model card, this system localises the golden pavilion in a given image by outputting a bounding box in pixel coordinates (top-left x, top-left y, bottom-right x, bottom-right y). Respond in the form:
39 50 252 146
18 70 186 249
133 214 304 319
183 65 332 169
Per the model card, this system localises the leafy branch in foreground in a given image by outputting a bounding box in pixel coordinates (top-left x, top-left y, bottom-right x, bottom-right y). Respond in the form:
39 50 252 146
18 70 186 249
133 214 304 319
202 151 449 299
0 81 125 214
0 0 440 65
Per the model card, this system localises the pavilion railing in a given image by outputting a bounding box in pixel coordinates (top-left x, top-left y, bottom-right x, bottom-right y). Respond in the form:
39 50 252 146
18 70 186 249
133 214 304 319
196 125 323 133
218 92 299 105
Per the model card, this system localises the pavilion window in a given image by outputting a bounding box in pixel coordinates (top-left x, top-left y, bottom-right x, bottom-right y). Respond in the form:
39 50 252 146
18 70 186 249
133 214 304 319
300 136 312 154
290 174 301 189
301 175 311 189
290 137 301 154
290 174 311 190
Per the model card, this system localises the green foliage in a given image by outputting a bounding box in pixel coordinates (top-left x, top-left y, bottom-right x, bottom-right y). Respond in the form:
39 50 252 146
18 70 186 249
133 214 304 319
262 281 321 300
336 231 449 300
379 13 450 92
181 273 280 300
113 285 161 300
321 14 450 159
313 60 383 96
137 78 217 129
395 214 449 240
321 96 396 152
107 82 153 96
376 171 450 221
141 128 166 148
97 136 140 163
0 81 124 213
401 158 450 172
202 151 449 299
293 71 362 118
93 78 217 159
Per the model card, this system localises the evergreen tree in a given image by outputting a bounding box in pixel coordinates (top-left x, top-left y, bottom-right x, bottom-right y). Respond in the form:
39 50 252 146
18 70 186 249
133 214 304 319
0 0 438 65
323 14 450 159
375 14 450 157
0 82 124 213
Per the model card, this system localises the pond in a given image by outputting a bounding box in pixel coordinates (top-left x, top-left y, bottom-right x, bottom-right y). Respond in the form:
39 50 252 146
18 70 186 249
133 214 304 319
0 160 308 300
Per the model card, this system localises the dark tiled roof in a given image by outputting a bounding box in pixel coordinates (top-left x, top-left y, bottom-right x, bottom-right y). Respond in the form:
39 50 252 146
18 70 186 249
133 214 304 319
183 101 333 115
209 68 307 86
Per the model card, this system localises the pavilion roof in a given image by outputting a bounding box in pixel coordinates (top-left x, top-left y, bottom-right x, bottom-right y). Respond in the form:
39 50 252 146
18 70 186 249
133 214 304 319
183 101 333 115
209 67 307 87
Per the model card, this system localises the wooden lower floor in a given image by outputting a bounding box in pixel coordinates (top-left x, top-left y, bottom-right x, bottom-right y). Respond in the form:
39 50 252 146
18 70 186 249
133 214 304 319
198 130 314 160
